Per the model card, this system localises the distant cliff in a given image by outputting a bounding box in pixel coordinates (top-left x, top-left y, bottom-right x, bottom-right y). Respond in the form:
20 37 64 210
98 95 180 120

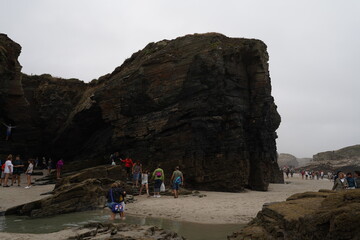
0 33 283 191
313 145 360 162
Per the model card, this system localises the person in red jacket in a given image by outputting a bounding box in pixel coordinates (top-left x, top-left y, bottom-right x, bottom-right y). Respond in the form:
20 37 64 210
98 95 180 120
121 158 133 180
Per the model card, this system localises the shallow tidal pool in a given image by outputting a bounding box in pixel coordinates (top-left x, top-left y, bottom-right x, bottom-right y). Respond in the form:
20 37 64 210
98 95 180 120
0 209 243 240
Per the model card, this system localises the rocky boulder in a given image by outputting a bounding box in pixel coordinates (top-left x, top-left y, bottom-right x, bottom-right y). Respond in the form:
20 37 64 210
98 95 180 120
228 189 360 240
5 165 128 217
0 33 282 191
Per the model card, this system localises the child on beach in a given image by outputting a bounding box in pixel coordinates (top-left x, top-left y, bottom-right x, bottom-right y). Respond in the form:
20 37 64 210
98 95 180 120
25 159 34 188
106 182 126 220
139 169 150 196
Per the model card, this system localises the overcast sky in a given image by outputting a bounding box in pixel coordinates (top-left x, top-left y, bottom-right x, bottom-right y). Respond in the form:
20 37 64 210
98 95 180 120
1 0 359 158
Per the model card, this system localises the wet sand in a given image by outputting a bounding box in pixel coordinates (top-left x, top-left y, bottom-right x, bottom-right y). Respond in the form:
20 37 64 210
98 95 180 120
126 174 333 224
0 171 55 212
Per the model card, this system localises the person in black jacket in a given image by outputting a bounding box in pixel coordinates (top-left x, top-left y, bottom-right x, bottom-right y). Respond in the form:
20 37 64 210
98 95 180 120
106 182 126 220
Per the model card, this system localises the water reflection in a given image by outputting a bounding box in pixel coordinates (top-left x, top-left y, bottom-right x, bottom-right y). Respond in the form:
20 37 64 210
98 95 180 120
0 210 242 240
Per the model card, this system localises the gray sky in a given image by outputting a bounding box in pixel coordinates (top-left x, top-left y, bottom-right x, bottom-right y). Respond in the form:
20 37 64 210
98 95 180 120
1 0 359 158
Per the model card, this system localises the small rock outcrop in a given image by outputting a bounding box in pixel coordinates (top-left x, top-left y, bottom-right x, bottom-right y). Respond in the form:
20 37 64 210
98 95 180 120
5 165 128 217
228 189 360 240
1 33 282 191
277 153 299 168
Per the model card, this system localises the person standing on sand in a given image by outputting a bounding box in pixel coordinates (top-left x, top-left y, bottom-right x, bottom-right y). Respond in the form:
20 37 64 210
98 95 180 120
170 166 184 198
346 172 356 189
139 169 150 196
301 170 305 179
132 161 142 187
25 159 34 188
332 172 348 191
3 155 13 187
106 182 126 220
12 155 24 186
354 171 360 188
151 165 164 198
0 159 4 185
56 159 64 179
47 158 52 175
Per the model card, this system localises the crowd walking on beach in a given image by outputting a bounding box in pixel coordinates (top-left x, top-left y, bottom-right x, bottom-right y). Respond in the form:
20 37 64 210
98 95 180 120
106 152 184 219
282 166 360 191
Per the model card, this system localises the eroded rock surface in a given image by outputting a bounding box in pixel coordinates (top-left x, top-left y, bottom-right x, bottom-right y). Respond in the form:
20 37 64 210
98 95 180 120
5 165 128 217
228 189 360 240
1 33 282 191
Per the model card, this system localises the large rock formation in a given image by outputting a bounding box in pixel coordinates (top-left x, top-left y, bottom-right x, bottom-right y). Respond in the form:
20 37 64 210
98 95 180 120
228 189 360 240
0 33 282 191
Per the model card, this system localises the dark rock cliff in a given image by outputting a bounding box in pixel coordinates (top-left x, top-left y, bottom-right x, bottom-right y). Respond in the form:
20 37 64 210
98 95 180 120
0 33 282 191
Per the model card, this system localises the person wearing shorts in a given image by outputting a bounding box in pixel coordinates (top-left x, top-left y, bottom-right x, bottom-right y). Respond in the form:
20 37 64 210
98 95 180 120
25 159 34 188
106 182 126 220
3 155 13 187
151 165 164 198
170 166 184 198
12 155 24 186
139 169 150 196
132 161 142 187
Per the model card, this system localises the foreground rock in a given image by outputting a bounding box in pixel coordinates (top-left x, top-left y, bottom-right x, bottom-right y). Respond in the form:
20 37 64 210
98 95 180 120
6 165 128 217
0 222 185 240
228 189 360 240
1 32 282 191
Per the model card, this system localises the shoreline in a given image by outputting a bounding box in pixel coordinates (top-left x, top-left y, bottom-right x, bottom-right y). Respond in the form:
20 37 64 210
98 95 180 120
0 173 333 225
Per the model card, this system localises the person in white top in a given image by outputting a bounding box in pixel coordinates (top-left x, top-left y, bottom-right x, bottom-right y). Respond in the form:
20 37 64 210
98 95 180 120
25 159 34 189
3 154 13 187
139 169 150 197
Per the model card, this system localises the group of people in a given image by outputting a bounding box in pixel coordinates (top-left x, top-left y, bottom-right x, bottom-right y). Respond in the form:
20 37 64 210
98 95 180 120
106 152 185 219
332 171 360 191
0 154 65 188
299 170 327 180
1 154 34 188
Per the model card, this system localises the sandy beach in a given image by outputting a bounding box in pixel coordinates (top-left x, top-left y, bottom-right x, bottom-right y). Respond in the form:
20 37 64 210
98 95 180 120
126 174 333 224
0 171 55 212
0 173 334 239
0 173 333 225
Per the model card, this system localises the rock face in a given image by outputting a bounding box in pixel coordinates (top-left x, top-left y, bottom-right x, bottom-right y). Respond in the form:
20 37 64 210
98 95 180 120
228 189 360 240
0 33 282 191
277 153 299 168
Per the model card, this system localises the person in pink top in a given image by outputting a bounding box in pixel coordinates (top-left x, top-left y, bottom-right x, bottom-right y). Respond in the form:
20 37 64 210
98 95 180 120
56 159 64 179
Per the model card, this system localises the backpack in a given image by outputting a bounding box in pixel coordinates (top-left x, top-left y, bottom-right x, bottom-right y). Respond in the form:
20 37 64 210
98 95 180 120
156 171 162 177
174 176 182 184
